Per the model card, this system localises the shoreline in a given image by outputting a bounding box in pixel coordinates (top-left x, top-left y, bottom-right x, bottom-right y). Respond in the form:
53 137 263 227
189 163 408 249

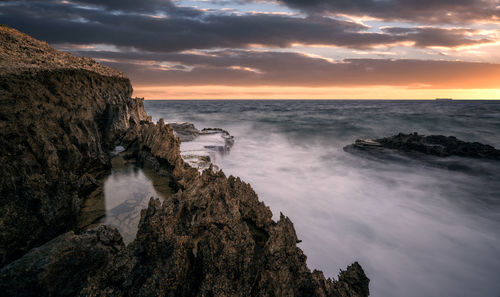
0 26 369 297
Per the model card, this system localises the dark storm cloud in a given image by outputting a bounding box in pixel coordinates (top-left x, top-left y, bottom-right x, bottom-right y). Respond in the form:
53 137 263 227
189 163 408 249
21 0 198 15
278 0 500 24
72 0 173 11
71 0 203 17
79 50 500 88
0 0 493 52
0 1 389 51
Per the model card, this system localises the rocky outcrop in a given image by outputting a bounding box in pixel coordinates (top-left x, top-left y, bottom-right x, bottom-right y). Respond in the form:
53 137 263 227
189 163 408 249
80 171 369 297
0 26 149 265
169 122 201 141
0 26 369 297
0 226 123 297
170 122 235 171
344 132 500 160
0 25 124 78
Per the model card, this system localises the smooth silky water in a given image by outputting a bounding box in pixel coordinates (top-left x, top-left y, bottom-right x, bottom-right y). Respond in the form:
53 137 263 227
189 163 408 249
77 154 174 244
145 100 500 297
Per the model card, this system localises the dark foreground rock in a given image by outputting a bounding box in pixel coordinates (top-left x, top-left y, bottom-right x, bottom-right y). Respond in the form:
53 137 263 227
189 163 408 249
79 171 369 297
0 226 123 297
344 132 500 160
0 26 369 297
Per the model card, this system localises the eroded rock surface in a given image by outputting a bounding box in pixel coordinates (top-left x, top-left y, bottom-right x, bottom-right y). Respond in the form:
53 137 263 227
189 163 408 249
0 26 369 297
80 171 370 297
0 226 124 297
0 26 150 265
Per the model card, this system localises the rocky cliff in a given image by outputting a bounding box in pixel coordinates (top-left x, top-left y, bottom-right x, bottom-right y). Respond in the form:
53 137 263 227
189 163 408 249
0 26 369 297
0 25 153 265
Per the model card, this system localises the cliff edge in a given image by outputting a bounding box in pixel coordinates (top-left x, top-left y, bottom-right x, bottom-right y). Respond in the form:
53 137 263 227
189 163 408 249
0 26 369 297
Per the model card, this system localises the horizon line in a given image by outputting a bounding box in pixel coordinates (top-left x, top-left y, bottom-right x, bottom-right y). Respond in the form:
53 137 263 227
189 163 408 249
141 98 500 101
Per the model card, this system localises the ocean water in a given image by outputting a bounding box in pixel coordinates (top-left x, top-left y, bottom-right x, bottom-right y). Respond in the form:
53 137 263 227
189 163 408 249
144 100 500 297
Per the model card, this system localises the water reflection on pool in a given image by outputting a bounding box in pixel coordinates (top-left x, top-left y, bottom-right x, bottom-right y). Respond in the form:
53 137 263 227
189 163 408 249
78 155 173 244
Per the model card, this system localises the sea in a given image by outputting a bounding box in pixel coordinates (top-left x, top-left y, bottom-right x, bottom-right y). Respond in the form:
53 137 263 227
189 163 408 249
142 100 500 297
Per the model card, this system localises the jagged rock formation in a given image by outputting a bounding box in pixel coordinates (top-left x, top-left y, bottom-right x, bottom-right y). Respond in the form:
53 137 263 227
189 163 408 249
344 132 500 160
79 171 369 297
0 26 369 297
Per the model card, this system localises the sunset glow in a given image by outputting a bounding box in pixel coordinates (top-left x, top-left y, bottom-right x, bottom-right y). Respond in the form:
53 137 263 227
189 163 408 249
1 0 500 99
134 86 500 100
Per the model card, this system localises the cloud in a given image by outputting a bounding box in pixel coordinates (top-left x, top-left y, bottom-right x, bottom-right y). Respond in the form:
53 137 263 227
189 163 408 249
78 49 500 88
277 0 500 24
381 27 493 47
72 0 173 11
0 0 493 53
2 0 499 93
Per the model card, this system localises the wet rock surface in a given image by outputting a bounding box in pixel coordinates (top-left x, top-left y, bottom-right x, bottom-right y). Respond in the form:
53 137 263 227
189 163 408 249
0 27 369 297
344 132 500 160
170 122 235 171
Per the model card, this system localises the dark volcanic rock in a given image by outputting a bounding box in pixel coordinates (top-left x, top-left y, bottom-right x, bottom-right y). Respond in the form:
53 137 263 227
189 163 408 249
0 26 369 297
344 132 500 160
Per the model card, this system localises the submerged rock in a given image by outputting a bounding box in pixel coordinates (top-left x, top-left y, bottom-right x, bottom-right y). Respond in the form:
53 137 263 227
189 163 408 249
0 26 369 297
170 122 235 171
345 132 500 160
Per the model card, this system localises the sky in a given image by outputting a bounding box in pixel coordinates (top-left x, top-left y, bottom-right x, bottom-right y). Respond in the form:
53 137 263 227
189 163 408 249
1 0 500 99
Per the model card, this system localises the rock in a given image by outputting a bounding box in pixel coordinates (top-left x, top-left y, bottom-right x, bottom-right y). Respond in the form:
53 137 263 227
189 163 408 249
0 25 125 78
0 25 149 265
201 127 235 153
170 123 235 171
334 262 370 297
169 122 200 142
0 26 370 297
80 171 369 297
353 139 381 148
0 226 124 297
344 132 500 160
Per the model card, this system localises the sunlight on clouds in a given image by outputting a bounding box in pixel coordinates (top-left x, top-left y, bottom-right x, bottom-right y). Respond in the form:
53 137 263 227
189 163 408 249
228 66 263 74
